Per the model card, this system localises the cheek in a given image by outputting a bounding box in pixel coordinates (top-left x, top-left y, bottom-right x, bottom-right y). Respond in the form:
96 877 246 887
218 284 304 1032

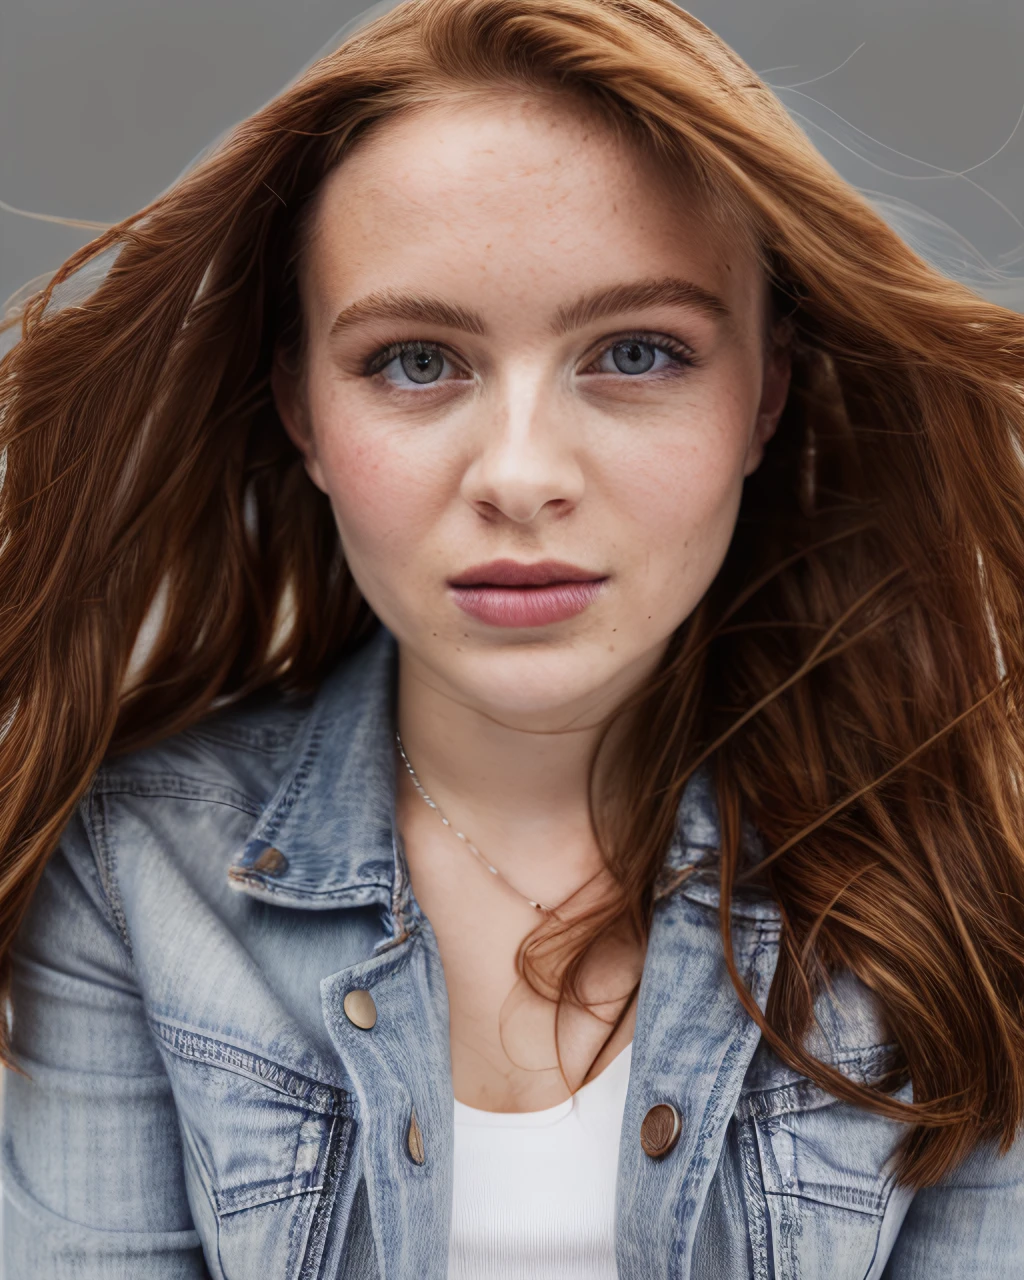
605 406 751 587
307 388 448 567
321 431 407 535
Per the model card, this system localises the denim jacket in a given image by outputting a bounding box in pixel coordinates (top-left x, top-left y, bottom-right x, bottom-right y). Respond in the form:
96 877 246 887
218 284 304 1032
4 625 1023 1278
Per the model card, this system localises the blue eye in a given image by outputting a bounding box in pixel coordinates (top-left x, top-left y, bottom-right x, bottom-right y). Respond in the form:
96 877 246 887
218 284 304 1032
591 336 691 376
397 344 445 384
611 340 656 374
363 332 694 388
371 342 460 387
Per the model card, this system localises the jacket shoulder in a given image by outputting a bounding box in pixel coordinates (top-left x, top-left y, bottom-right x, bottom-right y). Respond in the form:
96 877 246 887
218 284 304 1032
89 685 315 813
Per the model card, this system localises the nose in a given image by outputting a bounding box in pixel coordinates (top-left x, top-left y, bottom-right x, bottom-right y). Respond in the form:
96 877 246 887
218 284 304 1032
460 372 585 525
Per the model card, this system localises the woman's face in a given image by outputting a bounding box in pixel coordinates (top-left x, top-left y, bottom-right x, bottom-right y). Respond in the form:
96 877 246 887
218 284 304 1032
275 93 790 727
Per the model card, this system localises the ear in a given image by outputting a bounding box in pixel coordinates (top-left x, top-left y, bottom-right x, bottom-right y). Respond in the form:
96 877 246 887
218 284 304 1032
271 349 328 493
743 337 791 477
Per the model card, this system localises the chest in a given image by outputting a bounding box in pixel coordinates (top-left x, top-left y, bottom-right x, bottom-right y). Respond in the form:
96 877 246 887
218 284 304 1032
103 791 915 1279
448 1043 632 1279
139 906 913 1280
150 1007 913 1280
400 813 642 1113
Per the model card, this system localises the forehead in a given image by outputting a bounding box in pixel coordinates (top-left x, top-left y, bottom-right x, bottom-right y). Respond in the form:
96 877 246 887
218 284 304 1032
301 91 764 328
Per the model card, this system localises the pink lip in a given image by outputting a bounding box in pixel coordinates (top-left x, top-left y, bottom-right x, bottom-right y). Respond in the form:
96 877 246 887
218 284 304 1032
448 559 607 628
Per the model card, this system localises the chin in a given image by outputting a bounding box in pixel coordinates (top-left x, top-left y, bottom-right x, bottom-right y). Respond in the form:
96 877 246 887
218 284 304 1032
432 634 651 726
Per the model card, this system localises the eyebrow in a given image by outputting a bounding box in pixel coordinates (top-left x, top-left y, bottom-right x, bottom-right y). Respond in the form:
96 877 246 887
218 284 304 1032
328 275 730 340
329 288 485 338
553 277 730 334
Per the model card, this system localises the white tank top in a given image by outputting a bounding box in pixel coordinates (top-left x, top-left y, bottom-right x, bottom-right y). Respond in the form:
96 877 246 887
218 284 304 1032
447 1041 632 1279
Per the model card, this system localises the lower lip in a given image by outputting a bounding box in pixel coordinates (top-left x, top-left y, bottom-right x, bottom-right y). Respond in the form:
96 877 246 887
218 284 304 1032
450 580 606 627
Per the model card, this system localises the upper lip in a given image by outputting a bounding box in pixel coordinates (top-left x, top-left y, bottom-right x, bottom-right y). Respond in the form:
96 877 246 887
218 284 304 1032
448 559 606 588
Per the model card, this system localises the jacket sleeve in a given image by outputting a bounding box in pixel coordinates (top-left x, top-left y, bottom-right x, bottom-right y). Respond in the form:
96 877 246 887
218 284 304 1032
2 805 211 1279
882 1130 1024 1278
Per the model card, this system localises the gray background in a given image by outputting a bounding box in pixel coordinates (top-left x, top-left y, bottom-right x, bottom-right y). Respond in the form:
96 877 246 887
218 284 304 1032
2 0 1023 307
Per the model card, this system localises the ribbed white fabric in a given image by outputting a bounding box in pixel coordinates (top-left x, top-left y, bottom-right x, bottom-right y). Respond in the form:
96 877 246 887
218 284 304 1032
447 1041 632 1279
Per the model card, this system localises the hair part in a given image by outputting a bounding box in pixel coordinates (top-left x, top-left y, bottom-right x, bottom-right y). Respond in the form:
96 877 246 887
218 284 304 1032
3 0 1024 1188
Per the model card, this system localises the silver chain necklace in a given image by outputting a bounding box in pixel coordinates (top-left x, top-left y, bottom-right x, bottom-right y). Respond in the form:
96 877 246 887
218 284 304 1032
395 731 554 913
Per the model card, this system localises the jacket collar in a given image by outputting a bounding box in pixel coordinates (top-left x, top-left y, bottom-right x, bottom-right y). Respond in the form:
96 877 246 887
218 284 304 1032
228 626 406 924
227 624 778 926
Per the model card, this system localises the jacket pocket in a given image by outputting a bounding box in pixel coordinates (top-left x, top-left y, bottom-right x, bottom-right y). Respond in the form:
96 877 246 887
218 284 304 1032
737 1060 912 1280
150 1019 356 1280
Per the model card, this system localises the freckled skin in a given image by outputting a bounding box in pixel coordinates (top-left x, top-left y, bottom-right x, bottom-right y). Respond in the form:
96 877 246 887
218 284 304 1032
274 92 791 1110
276 93 789 727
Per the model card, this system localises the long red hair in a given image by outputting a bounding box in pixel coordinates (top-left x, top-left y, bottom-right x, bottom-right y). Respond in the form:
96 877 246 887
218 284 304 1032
3 0 1024 1187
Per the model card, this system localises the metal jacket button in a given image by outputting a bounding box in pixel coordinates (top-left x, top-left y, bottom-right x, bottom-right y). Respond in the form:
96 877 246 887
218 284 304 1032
407 1107 425 1165
640 1102 682 1159
343 989 377 1029
251 845 288 876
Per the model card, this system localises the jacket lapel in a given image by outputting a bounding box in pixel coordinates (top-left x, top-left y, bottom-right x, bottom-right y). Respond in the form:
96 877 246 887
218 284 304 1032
320 920 454 1280
616 852 780 1278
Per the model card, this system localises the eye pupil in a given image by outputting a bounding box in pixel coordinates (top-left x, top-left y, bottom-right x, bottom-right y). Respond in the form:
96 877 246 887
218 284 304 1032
612 340 656 375
400 345 444 383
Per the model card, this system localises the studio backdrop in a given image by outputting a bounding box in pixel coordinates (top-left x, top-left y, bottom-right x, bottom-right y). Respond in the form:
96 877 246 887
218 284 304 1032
2 0 1023 312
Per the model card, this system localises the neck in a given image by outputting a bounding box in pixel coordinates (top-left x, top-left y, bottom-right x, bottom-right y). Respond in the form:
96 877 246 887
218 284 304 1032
394 648 639 900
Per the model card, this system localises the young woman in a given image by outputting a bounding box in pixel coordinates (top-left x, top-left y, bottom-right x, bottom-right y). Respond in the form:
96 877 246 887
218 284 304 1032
2 0 1023 1275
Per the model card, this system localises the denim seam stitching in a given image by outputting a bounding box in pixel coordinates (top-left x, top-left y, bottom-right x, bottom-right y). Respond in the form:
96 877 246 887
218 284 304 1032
226 874 392 901
151 1021 351 1114
93 774 263 815
737 1043 901 1122
668 923 773 1273
84 788 133 954
858 1170 901 1277
763 1187 890 1219
256 719 328 844
737 1117 774 1280
298 1112 355 1280
216 1176 330 1217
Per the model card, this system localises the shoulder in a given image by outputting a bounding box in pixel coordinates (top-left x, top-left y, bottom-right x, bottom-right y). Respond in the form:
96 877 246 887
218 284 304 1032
63 634 385 927
86 626 394 815
89 686 313 816
15 685 323 1013
65 628 396 930
58 688 312 950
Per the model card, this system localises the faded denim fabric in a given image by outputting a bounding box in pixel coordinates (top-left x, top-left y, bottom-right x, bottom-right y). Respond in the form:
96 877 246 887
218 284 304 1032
3 625 1023 1278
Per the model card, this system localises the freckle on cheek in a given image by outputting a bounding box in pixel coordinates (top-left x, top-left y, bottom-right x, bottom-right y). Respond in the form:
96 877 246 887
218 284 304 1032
325 441 420 512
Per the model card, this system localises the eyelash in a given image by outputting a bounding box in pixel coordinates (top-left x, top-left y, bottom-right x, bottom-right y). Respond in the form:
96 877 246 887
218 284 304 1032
361 330 698 385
